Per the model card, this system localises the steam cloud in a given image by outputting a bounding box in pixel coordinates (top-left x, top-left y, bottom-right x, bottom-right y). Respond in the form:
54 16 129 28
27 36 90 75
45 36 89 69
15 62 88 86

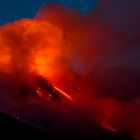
0 0 140 137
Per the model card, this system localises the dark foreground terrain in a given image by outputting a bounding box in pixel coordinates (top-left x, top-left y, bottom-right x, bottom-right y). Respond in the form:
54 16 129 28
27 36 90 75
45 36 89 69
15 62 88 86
0 112 136 140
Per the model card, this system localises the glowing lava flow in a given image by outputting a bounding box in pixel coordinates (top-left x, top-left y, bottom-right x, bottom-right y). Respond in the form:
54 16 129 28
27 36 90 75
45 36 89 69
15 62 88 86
54 86 74 102
100 121 117 133
33 75 74 102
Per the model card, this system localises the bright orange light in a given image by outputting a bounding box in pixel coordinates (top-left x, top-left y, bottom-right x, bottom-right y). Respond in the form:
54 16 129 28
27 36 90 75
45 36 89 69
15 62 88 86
54 86 74 102
0 19 64 79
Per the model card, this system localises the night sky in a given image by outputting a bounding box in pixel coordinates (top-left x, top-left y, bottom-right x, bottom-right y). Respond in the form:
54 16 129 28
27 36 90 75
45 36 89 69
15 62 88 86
0 0 97 25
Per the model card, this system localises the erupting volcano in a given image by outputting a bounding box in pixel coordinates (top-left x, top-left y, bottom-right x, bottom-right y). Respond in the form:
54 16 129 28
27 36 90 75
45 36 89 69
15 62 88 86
0 0 140 139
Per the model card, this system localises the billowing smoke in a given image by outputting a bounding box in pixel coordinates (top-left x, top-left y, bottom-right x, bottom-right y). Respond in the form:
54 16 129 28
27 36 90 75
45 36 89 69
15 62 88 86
0 0 140 137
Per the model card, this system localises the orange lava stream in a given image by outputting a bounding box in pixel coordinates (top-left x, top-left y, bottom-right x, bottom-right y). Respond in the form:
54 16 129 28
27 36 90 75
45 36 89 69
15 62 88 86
100 121 117 133
54 86 74 102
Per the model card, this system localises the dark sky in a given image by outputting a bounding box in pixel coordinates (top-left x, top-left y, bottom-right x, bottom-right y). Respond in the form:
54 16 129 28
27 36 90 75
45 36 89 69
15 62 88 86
0 0 97 25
